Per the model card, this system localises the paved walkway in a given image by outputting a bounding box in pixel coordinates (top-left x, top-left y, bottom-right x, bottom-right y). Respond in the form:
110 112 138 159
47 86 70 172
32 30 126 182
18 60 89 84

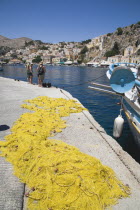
0 77 140 210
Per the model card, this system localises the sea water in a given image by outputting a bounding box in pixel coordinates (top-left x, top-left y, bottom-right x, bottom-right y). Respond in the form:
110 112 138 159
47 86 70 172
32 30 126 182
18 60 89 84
0 64 139 163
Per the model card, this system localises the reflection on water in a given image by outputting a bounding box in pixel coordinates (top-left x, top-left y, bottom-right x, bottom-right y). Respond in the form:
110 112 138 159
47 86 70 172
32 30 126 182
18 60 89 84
0 64 139 163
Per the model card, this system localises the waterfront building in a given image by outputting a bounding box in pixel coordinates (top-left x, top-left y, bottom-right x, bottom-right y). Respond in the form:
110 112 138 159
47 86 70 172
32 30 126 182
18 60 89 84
107 54 140 64
107 55 122 63
42 56 51 64
131 55 140 64
119 55 130 63
51 56 60 64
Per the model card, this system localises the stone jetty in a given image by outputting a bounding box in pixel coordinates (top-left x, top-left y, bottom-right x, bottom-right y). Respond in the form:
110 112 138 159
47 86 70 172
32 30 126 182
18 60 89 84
0 77 140 209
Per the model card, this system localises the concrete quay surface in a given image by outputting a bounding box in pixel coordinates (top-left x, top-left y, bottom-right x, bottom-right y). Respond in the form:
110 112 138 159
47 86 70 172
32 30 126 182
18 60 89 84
0 77 140 210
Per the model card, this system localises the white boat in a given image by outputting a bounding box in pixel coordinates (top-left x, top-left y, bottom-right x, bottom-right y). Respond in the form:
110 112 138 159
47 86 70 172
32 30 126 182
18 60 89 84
86 61 100 67
100 61 110 68
89 62 140 147
109 63 140 146
64 61 73 65
92 62 100 67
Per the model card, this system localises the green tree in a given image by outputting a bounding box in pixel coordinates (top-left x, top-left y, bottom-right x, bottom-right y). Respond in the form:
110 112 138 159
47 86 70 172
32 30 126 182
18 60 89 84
3 59 9 63
105 42 120 57
137 49 140 55
25 40 34 47
81 39 91 44
117 27 123 35
77 54 85 64
135 40 140 47
35 40 44 45
113 42 119 53
77 59 82 64
22 60 26 63
0 46 11 56
107 33 112 36
11 53 18 59
39 46 49 50
59 42 66 47
95 46 99 50
105 51 115 57
32 55 42 63
80 46 88 54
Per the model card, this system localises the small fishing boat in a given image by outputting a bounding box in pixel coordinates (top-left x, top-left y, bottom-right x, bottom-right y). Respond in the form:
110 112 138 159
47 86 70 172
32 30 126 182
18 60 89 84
89 63 140 147
92 62 100 67
100 61 110 68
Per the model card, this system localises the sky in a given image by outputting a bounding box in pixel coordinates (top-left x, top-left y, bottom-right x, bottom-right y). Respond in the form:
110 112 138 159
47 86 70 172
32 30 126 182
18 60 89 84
0 0 140 44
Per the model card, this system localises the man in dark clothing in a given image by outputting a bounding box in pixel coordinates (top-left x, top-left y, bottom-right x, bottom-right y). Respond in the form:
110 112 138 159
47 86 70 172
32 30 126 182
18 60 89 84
37 62 46 87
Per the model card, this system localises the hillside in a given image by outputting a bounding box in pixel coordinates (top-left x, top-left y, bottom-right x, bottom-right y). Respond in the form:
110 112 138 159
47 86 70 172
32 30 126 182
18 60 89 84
0 35 10 41
86 22 140 60
103 23 140 55
0 21 140 63
0 36 32 48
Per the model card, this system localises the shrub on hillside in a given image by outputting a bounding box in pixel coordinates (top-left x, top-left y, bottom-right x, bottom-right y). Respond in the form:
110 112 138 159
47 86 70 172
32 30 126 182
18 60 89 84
105 42 120 57
3 59 9 63
135 40 140 47
11 53 18 59
117 27 123 35
137 49 140 55
25 41 34 47
81 39 91 44
80 46 88 54
39 46 49 50
125 31 129 35
32 55 42 63
107 33 112 36
35 40 44 45
0 46 11 56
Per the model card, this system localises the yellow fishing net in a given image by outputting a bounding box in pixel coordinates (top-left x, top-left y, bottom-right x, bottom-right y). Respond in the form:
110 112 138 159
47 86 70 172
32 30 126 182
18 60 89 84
0 96 130 209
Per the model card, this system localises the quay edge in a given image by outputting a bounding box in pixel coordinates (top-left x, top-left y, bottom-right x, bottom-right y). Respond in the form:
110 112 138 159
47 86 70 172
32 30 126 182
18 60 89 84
0 77 140 210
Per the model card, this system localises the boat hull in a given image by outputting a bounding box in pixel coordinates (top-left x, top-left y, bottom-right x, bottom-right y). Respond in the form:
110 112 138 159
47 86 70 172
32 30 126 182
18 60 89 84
123 100 140 147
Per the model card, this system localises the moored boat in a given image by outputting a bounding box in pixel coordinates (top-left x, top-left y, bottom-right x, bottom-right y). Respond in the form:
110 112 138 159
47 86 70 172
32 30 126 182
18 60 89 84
89 62 140 147
108 63 140 147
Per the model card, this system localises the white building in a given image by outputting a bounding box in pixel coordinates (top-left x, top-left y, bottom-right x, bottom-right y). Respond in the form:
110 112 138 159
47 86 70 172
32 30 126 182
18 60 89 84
107 55 122 63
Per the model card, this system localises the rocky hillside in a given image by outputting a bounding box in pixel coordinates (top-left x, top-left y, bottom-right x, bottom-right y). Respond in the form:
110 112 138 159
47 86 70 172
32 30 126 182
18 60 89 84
0 36 32 48
104 23 140 54
86 22 140 60
0 21 140 62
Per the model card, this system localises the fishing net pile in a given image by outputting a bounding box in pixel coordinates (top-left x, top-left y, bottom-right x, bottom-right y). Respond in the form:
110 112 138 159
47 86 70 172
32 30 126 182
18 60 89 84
0 96 130 209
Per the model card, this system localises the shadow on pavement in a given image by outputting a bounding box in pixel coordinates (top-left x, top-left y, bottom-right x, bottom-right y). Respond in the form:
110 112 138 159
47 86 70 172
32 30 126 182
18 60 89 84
0 125 10 131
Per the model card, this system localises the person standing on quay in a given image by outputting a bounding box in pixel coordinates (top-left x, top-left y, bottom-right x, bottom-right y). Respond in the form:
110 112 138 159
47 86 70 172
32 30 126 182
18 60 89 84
37 62 46 87
26 63 33 84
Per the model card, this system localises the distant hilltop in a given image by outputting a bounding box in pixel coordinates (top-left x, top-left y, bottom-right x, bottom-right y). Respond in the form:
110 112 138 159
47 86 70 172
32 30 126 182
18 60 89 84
0 36 32 48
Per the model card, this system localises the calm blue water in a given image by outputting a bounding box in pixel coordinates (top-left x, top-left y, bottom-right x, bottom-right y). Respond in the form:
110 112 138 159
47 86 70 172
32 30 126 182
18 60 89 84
0 64 139 163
